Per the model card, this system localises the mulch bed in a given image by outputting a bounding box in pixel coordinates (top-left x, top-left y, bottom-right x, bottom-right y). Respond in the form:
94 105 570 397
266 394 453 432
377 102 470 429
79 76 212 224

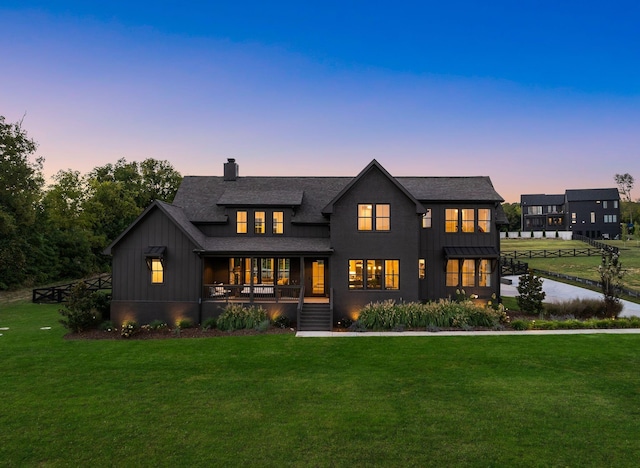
65 326 297 340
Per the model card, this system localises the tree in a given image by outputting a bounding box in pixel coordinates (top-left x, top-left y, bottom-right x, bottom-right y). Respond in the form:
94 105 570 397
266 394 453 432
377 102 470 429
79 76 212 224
517 271 546 318
501 202 521 231
615 173 635 225
599 248 624 317
0 115 45 288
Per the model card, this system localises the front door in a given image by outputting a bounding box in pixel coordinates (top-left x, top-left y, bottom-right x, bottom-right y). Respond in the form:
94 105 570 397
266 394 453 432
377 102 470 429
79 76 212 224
311 260 325 296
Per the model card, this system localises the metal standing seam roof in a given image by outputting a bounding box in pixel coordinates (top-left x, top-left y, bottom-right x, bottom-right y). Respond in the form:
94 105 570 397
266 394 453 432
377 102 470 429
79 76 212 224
443 246 500 258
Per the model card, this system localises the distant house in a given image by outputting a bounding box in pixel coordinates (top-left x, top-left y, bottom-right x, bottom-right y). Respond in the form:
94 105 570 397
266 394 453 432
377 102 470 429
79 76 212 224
521 188 621 239
104 159 506 330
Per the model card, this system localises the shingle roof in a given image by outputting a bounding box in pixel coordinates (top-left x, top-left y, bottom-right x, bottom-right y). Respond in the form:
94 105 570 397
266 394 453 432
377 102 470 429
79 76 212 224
521 194 565 205
173 172 504 224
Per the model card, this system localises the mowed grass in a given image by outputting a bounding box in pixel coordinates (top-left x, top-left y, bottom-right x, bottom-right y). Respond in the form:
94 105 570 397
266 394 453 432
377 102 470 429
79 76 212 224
2 302 640 467
502 238 640 292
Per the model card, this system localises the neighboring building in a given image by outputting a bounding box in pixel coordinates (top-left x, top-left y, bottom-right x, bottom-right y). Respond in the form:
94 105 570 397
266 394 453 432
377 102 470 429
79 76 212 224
104 159 506 330
521 188 621 239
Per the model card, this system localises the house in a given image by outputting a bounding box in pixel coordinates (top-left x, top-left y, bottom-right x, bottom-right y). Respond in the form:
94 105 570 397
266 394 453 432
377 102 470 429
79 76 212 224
521 188 621 239
104 159 506 330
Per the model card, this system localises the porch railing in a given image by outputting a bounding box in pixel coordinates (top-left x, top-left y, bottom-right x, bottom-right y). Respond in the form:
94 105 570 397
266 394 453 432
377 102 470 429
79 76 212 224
203 283 302 302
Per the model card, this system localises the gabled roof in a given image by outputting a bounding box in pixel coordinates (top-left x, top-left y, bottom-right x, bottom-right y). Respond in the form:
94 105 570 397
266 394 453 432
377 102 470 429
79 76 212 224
565 188 620 202
321 159 426 215
172 159 505 224
103 200 205 255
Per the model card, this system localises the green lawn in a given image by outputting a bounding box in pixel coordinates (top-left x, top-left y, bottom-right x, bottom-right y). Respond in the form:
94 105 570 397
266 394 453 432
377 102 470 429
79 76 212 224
2 302 640 466
502 238 640 292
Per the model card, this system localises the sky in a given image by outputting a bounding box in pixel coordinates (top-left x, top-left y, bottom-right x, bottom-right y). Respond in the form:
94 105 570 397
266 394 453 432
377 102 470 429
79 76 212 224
1 1 639 203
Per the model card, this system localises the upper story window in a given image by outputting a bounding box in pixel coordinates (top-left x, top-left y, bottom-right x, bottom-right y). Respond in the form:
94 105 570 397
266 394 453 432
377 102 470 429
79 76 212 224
422 209 432 228
478 209 491 233
446 208 491 233
236 211 247 234
461 209 475 233
614 200 619 209
528 206 543 215
255 211 266 234
603 201 608 209
571 212 577 224
445 209 459 233
273 211 284 234
358 204 390 231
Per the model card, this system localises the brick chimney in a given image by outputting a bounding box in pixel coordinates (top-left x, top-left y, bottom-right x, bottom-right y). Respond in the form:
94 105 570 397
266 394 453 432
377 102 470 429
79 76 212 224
224 158 239 181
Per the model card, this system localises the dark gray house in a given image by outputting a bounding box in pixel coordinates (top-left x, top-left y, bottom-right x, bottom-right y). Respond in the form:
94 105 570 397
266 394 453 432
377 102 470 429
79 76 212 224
521 188 621 239
104 159 506 330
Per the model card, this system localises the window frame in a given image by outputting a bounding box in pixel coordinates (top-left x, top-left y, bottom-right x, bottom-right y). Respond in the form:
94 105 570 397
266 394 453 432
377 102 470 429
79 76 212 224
150 258 164 284
349 259 400 290
236 211 248 234
358 203 390 231
254 211 266 234
273 211 284 234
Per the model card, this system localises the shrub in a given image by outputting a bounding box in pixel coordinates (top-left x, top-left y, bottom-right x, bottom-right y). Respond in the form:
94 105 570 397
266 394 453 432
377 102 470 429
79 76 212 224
271 314 291 329
201 317 217 330
544 298 618 319
121 320 139 338
175 318 194 329
149 320 168 330
58 282 104 333
255 319 270 332
599 249 625 317
216 304 267 331
99 320 115 332
517 271 546 317
511 320 532 331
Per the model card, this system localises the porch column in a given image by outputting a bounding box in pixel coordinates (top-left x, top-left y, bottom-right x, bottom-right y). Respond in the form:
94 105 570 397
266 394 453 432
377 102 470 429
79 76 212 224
299 256 305 296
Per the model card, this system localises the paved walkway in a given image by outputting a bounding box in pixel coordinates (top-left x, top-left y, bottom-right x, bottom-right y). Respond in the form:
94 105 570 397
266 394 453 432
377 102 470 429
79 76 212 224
501 275 640 318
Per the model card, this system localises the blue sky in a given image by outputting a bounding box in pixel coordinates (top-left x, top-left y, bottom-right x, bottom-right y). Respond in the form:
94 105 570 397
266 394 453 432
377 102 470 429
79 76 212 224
2 1 639 202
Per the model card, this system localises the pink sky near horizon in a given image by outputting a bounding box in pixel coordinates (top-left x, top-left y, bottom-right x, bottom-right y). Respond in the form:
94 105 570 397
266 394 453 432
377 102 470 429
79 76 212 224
2 9 639 203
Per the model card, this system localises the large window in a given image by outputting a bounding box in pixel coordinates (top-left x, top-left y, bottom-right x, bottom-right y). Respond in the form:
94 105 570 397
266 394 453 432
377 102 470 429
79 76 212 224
479 260 492 287
478 209 491 233
255 211 266 234
446 208 491 233
445 209 459 233
273 211 284 234
358 204 390 231
349 259 399 290
528 206 543 215
604 214 617 223
447 259 494 288
462 259 475 287
446 259 459 286
236 211 247 234
461 209 475 233
151 258 164 284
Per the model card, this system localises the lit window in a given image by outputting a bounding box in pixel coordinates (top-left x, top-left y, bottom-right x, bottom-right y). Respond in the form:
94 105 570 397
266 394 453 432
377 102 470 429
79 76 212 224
590 212 596 223
255 211 266 234
478 209 491 233
273 211 284 234
237 211 247 234
462 259 475 287
479 259 492 287
277 258 290 285
571 213 577 224
461 209 475 233
151 258 164 284
358 204 390 231
260 258 274 283
385 260 399 290
358 204 373 231
375 204 390 231
349 260 364 289
445 209 459 233
367 260 382 289
422 209 432 228
419 259 426 279
446 260 459 287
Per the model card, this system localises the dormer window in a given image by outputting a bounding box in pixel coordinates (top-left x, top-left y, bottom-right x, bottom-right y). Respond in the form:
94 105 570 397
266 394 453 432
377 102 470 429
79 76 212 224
255 211 266 234
236 211 247 234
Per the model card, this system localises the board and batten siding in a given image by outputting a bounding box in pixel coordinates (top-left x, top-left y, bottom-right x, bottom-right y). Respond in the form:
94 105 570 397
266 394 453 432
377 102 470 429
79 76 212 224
110 207 202 325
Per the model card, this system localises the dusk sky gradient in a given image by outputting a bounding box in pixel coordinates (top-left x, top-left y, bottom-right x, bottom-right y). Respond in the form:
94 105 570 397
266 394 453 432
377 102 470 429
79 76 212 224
2 1 639 202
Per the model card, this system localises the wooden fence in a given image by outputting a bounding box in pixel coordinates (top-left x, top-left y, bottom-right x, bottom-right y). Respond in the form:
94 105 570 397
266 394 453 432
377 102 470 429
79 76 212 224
32 274 112 304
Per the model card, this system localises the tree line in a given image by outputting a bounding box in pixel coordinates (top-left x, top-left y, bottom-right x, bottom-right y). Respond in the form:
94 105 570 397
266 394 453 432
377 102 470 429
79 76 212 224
1 115 182 290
